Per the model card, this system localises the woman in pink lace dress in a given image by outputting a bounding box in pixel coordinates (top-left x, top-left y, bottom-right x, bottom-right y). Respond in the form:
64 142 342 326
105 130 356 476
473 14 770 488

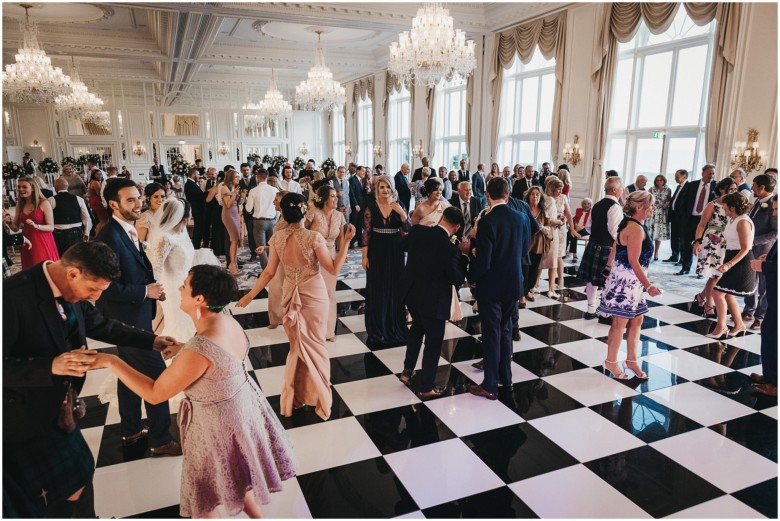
90 265 296 518
305 185 346 341
237 193 355 420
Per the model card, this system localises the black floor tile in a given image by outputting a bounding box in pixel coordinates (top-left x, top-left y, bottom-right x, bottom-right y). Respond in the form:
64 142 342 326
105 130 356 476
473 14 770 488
297 457 418 518
529 304 585 322
247 343 290 369
556 289 587 302
330 352 393 384
584 445 725 518
684 343 762 370
236 288 268 300
446 336 484 364
499 378 585 421
674 318 731 337
590 394 702 443
125 504 182 518
462 423 578 483
406 364 474 397
79 395 110 429
694 372 778 411
266 388 353 429
732 478 778 518
352 331 407 351
354 403 457 455
96 415 181 468
512 347 588 378
335 280 352 291
422 486 538 518
709 412 777 462
231 310 270 329
520 323 589 345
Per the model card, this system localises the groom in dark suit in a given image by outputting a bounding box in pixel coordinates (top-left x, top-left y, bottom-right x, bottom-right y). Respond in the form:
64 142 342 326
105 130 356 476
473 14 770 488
394 163 412 211
467 177 530 400
399 207 469 398
184 166 206 248
97 178 181 456
3 241 177 517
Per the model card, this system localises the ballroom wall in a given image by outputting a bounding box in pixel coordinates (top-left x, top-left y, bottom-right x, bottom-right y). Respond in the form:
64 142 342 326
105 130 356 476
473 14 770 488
3 3 777 201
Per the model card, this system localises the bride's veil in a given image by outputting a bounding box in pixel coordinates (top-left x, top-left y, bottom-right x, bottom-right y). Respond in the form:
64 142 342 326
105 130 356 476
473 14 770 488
148 198 185 246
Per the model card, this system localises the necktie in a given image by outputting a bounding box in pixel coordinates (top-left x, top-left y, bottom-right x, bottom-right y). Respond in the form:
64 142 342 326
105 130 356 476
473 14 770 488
56 297 77 333
694 183 707 214
462 201 471 236
750 200 761 220
128 227 140 250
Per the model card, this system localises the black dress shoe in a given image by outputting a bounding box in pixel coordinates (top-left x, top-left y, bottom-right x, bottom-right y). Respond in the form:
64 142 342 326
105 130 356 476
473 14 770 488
471 360 484 370
468 384 498 400
584 312 597 320
597 315 613 325
418 386 447 399
512 329 521 341
675 269 690 275
122 427 149 446
696 274 703 279
150 440 182 457
663 257 678 263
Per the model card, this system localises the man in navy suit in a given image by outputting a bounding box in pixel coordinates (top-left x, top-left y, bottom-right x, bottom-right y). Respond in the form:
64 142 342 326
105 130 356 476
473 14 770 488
184 166 206 248
97 178 181 456
399 207 469 398
394 163 412 211
467 177 530 400
348 165 366 247
677 164 717 275
471 163 487 209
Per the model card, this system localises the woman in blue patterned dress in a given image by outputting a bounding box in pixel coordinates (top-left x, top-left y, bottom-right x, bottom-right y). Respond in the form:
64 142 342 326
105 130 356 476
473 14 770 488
598 192 662 379
648 174 672 260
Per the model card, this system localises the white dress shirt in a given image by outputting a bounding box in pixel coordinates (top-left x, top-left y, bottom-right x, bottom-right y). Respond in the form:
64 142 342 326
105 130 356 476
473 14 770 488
585 195 622 241
692 180 712 216
280 178 302 194
244 182 278 219
48 190 93 236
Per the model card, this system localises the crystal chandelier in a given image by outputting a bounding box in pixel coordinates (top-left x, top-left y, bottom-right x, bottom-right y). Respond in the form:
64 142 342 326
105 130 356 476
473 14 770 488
257 69 292 119
85 110 110 127
2 4 72 103
295 31 346 112
56 59 104 119
388 3 476 87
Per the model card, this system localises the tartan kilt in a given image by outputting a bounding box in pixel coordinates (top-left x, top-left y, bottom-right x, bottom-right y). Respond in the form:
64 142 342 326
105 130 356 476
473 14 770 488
577 242 613 288
52 227 83 257
3 427 94 517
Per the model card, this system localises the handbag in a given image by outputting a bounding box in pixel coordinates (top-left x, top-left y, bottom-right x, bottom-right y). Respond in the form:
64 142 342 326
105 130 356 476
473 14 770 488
56 380 87 433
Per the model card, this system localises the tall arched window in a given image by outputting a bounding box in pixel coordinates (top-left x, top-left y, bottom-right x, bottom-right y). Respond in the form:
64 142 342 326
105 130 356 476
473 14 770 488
357 98 373 168
387 86 411 172
332 108 345 166
433 76 467 170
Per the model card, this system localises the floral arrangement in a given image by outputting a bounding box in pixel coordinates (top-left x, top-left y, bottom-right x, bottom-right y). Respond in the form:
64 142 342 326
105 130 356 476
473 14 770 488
80 153 101 166
3 162 22 179
262 154 272 164
75 155 89 169
320 157 336 173
270 155 288 172
61 156 78 168
39 157 60 175
293 156 306 171
170 154 191 178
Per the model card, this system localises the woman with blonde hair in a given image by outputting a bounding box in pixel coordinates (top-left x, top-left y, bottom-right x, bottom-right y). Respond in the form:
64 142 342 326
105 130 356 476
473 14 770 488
557 167 571 197
6 176 59 268
544 176 578 298
598 191 662 379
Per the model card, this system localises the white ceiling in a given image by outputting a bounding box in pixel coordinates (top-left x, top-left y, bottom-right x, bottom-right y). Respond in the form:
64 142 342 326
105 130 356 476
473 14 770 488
2 2 567 107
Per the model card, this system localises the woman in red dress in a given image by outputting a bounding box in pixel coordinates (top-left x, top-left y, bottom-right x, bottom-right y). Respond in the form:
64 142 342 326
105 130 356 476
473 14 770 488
7 176 59 269
88 169 109 235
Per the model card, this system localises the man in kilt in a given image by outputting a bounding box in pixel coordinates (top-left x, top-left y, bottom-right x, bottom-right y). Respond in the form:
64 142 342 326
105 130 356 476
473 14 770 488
49 177 92 257
578 176 624 320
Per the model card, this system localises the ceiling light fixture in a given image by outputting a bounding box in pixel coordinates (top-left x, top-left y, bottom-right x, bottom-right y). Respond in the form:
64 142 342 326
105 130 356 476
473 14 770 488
55 58 104 119
2 4 73 103
295 30 346 112
257 68 292 120
388 3 476 87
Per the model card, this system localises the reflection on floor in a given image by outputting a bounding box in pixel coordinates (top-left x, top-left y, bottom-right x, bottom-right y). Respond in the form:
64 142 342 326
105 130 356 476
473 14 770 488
78 250 776 519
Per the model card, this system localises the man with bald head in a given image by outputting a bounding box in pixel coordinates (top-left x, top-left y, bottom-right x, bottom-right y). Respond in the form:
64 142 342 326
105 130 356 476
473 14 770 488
395 163 412 210
412 156 430 182
622 175 648 200
49 177 92 255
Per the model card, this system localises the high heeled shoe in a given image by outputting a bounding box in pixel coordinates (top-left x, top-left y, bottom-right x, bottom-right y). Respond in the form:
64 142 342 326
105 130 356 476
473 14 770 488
706 326 729 340
547 291 560 299
603 359 628 379
625 359 648 379
694 293 706 307
727 325 748 337
702 303 715 317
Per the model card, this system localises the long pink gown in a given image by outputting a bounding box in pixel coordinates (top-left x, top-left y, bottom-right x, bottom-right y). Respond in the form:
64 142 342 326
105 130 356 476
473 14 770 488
267 218 288 327
306 207 346 340
270 226 332 420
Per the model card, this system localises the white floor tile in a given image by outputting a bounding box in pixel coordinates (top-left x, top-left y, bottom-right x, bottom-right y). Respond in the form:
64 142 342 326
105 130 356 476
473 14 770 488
723 333 763 355
94 456 182 518
651 428 777 493
512 333 549 352
516 308 555 327
559 317 614 339
443 321 471 340
253 477 312 519
335 289 364 303
226 297 268 315
551 338 612 367
372 345 446 373
86 337 115 350
385 438 505 509
524 294 563 308
644 306 704 325
452 360 536 387
327 333 371 358
642 349 732 381
458 300 478 318
640 325 711 349
738 364 764 377
287 416 381 475
424 392 524 437
80 367 111 397
564 299 591 312
529 407 645 462
246 326 289 347
509 464 650 518
341 277 366 289
644 382 755 426
665 494 765 518
81 425 104 463
761 406 777 420
337 314 366 333
254 365 286 397
543 368 639 407
644 291 695 305
334 374 420 415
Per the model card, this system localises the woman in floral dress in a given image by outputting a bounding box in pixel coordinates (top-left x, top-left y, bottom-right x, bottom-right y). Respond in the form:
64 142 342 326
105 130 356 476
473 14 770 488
648 174 672 261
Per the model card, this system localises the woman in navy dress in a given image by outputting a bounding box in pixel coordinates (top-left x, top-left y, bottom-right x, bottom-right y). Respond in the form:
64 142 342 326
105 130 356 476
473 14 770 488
361 175 411 346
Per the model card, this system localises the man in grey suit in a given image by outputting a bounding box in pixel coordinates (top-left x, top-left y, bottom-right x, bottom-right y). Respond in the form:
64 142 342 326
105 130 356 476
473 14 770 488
334 165 351 226
742 174 778 330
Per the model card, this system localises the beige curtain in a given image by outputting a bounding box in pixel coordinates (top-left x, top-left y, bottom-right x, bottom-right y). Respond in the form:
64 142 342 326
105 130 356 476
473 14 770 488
466 75 474 158
426 86 436 160
488 11 567 161
174 115 200 136
591 2 737 192
351 78 374 160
